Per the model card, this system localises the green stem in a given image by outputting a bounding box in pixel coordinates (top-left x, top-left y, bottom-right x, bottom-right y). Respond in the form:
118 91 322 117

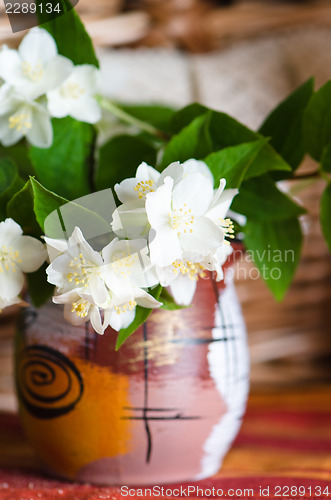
97 96 168 141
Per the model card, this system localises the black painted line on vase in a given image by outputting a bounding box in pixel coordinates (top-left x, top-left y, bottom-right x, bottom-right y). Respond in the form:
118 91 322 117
122 415 201 421
123 407 180 412
168 337 236 345
143 322 152 464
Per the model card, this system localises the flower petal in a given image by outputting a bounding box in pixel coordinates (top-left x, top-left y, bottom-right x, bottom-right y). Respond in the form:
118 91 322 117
27 103 53 148
14 235 46 272
0 267 24 299
207 180 238 223
135 289 162 309
67 96 101 124
157 161 183 186
179 216 224 255
109 307 135 331
114 178 139 203
0 49 23 87
63 303 88 326
172 173 214 215
42 55 74 93
69 64 100 93
43 236 68 261
0 218 23 244
112 202 150 239
19 27 57 65
136 162 160 183
169 275 197 306
47 88 70 118
0 111 23 146
68 227 103 267
89 306 104 335
149 225 182 267
182 158 214 186
145 177 173 229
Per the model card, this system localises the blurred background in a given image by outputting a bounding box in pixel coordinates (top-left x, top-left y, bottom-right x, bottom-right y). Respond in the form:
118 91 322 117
0 0 331 413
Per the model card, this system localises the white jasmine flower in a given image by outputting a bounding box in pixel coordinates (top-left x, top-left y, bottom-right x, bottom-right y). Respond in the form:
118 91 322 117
206 179 238 233
114 158 213 206
47 65 101 124
146 174 224 267
114 161 187 205
115 161 162 204
156 257 208 306
0 218 46 303
0 85 53 148
181 158 214 185
201 244 234 282
0 28 73 100
53 290 108 335
101 237 162 331
46 227 108 306
101 237 158 293
112 159 214 240
46 229 162 333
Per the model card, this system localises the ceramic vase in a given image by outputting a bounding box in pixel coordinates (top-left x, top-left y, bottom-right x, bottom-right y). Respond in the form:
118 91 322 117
14 273 249 485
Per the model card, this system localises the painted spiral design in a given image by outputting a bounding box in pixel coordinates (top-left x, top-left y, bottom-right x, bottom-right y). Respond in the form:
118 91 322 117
17 345 83 419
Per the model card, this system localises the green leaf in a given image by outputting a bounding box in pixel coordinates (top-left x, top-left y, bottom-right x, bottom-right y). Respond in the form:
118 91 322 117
244 217 303 300
29 118 95 200
259 78 314 170
208 111 291 177
26 263 55 308
119 104 176 134
320 182 331 252
232 175 306 221
7 181 41 236
30 178 111 240
95 135 157 191
303 80 331 161
0 143 34 180
204 139 267 188
30 178 68 232
170 105 291 177
0 158 24 220
38 0 99 67
321 143 331 173
116 285 162 350
171 103 208 134
159 288 189 310
160 113 213 168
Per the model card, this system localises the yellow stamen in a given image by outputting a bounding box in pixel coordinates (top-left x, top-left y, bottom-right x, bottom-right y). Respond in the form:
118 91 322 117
22 61 44 81
0 245 21 273
169 207 195 234
134 180 154 199
8 113 32 133
61 82 85 99
67 252 96 287
219 218 235 242
172 259 206 280
114 299 137 314
71 299 89 318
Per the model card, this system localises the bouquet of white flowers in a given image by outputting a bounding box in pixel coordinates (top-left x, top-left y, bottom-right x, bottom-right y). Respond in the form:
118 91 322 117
1 2 330 349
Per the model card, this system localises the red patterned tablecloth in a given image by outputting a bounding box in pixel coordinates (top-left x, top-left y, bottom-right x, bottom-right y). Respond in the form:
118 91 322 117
0 386 330 499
